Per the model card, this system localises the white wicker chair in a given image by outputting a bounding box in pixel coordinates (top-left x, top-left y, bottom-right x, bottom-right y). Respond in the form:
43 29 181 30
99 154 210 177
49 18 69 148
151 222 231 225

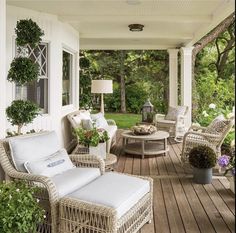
154 106 188 142
181 116 235 163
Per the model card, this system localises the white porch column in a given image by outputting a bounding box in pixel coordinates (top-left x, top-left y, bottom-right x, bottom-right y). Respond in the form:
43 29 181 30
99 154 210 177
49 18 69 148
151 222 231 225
180 47 194 129
0 0 6 181
0 0 6 139
168 49 179 106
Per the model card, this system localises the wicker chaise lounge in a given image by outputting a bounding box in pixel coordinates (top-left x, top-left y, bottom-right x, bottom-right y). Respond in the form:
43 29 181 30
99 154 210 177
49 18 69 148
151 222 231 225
0 131 153 233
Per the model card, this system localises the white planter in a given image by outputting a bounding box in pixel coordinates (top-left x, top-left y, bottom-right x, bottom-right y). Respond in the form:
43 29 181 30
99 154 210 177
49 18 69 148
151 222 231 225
89 142 106 159
229 176 235 193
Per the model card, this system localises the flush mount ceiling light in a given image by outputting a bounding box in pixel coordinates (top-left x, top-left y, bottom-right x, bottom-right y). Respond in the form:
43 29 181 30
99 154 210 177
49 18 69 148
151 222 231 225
128 24 144 32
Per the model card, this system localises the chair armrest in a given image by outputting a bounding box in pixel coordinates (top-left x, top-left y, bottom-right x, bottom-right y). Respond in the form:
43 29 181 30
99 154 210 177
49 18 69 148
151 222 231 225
189 125 207 132
106 119 116 126
7 170 59 202
69 154 105 174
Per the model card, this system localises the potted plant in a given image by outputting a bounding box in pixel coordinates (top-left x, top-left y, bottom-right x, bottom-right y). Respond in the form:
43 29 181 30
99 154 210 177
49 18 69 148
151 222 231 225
218 146 235 193
0 181 45 233
6 100 40 134
74 127 109 159
189 145 216 184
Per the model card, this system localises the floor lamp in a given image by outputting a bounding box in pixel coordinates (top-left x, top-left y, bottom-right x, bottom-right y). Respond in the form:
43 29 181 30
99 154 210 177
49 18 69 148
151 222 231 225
91 80 113 115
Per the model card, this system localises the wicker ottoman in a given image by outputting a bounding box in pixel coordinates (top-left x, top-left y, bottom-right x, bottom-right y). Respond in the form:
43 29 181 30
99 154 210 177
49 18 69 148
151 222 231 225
59 172 153 233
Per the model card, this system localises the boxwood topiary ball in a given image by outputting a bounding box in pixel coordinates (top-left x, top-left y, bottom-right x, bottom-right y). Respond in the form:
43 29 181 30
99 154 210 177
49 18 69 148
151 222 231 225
7 57 39 86
15 19 44 48
189 145 216 169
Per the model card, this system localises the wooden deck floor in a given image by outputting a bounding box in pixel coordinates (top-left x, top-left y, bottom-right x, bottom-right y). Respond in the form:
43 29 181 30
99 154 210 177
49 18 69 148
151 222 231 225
111 130 235 233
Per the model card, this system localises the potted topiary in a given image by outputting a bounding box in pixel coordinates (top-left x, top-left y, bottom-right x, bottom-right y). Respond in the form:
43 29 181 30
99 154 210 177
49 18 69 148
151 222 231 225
0 181 45 233
6 100 40 134
189 145 216 184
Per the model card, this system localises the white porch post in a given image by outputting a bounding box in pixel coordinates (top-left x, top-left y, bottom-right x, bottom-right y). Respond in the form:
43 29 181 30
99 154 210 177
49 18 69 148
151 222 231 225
180 47 194 129
0 0 6 139
168 49 179 106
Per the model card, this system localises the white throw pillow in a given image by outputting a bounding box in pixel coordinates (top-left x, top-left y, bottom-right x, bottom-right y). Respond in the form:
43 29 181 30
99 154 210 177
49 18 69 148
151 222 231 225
82 119 93 130
91 112 108 128
9 131 60 172
165 106 187 121
24 149 75 177
72 111 91 127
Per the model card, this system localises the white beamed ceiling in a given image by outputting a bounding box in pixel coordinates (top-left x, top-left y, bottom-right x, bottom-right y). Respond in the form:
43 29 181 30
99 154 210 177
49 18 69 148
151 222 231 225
7 0 235 50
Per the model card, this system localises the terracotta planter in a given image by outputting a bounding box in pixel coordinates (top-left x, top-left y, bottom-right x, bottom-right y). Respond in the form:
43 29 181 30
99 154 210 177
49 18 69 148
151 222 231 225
229 176 235 193
193 167 213 184
89 142 106 159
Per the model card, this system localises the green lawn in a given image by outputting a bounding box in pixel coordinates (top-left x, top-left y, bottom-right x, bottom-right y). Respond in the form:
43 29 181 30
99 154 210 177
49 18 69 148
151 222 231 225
105 113 142 129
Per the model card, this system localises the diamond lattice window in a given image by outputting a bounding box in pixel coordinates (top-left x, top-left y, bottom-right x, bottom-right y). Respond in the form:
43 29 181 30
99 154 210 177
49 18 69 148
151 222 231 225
15 43 49 113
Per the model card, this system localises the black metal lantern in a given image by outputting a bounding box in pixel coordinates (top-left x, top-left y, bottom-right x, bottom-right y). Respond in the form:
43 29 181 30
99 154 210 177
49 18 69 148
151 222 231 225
142 99 154 123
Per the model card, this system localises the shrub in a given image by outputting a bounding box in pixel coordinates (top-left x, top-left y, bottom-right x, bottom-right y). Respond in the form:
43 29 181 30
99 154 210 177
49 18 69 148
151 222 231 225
0 181 45 233
7 57 39 86
6 100 40 134
189 145 216 169
15 19 44 48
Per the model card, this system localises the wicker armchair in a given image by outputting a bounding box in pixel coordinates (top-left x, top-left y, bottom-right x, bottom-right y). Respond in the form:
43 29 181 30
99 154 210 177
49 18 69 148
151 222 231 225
0 136 105 233
181 116 235 163
154 106 189 141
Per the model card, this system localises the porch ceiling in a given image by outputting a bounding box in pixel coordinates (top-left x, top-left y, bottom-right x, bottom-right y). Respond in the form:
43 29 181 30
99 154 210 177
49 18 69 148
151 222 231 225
7 0 235 50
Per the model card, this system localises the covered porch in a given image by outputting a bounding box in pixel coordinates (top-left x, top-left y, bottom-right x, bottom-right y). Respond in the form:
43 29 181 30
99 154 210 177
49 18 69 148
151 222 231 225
0 1 235 233
0 0 235 146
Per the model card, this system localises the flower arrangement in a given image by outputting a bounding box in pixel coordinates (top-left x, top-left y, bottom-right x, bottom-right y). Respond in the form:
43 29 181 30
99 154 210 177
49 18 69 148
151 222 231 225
0 181 45 233
218 150 235 176
74 127 109 147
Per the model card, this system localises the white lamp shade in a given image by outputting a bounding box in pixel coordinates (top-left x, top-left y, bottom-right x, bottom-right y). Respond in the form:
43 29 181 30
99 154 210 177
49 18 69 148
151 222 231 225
91 80 113 94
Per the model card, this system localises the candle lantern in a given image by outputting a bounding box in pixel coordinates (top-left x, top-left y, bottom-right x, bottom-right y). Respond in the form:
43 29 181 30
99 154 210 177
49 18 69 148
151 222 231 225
142 99 154 123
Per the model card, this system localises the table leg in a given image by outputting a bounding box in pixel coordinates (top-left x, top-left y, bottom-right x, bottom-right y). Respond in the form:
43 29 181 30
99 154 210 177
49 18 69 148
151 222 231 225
141 141 145 159
164 138 168 156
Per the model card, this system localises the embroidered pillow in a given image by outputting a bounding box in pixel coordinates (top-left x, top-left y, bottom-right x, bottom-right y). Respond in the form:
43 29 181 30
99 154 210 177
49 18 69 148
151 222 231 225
165 106 187 121
24 149 75 177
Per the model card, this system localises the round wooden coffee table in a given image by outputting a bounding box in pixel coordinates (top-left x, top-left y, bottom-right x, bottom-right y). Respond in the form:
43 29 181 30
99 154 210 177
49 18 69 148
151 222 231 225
121 130 169 159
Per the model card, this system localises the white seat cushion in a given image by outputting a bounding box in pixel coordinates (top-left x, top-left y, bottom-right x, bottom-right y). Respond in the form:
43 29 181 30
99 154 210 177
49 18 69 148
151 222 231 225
51 167 101 197
9 131 60 172
68 173 150 218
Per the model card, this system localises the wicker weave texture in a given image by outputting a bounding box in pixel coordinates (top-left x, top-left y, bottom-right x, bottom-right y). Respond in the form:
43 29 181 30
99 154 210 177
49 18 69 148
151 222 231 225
59 176 153 233
0 136 105 233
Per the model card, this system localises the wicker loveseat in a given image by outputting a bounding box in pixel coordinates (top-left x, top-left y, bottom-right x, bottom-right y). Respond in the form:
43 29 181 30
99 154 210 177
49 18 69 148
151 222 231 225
67 110 117 153
0 131 153 233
